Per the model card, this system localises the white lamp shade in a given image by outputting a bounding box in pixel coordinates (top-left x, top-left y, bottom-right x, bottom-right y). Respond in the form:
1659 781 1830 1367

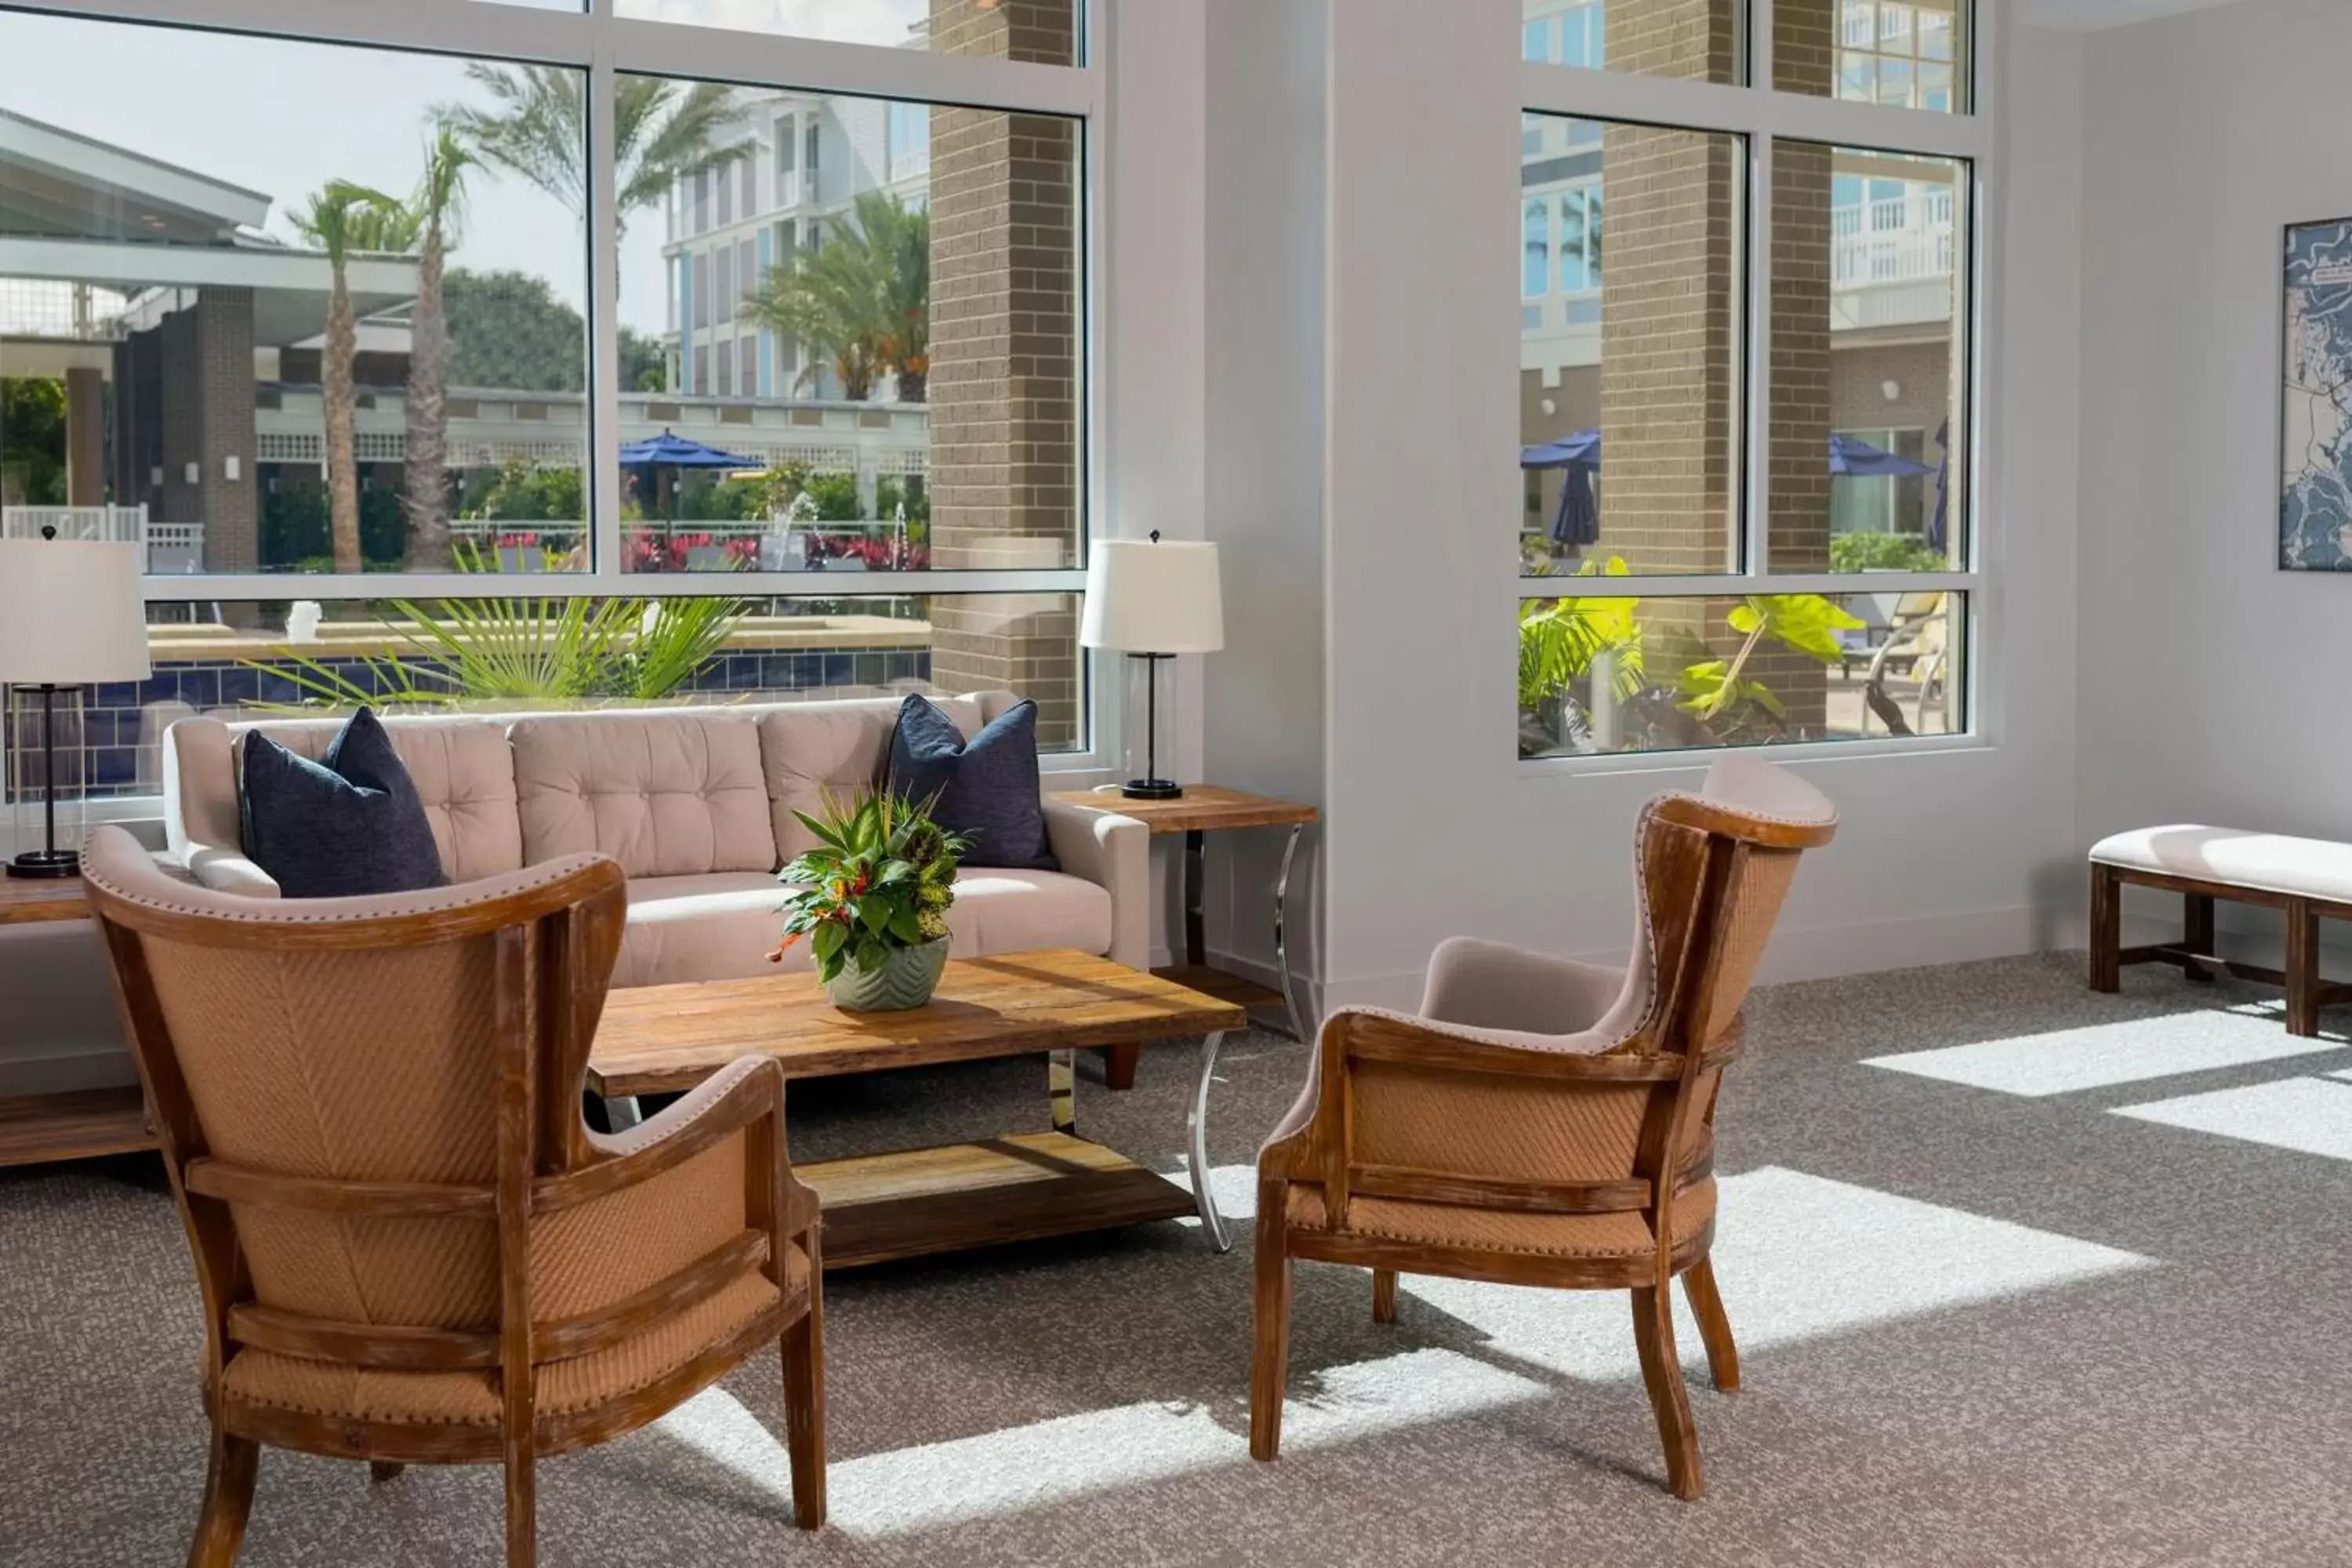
1080 539 1224 654
0 539 153 684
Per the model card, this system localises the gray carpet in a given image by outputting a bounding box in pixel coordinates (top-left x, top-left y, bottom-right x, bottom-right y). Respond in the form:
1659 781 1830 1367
8 953 2352 1566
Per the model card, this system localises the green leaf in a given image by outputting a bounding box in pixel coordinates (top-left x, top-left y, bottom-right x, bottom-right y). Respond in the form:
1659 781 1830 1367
811 921 847 964
1726 604 1761 635
889 904 922 943
793 810 849 853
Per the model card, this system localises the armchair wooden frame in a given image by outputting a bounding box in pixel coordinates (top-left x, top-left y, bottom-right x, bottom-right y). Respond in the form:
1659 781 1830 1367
82 841 826 1567
1250 788 1835 1500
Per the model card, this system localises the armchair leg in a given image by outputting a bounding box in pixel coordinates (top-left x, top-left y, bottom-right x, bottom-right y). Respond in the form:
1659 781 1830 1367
1103 1044 1139 1091
1681 1258 1740 1393
782 1228 827 1531
1631 1285 1704 1501
368 1461 405 1483
1371 1268 1398 1325
186 1426 259 1568
1249 1181 1293 1462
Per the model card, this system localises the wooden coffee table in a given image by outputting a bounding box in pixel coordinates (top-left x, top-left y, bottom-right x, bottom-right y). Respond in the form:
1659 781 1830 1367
588 950 1247 1269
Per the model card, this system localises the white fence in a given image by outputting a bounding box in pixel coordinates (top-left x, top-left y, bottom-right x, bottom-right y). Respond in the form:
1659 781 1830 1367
1 506 204 573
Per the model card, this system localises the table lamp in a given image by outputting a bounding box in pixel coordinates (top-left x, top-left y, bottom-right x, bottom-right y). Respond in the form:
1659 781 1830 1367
0 532 151 878
1080 532 1222 800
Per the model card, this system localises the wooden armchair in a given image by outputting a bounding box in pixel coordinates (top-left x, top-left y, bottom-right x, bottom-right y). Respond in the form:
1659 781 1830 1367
80 826 825 1568
1249 753 1835 1499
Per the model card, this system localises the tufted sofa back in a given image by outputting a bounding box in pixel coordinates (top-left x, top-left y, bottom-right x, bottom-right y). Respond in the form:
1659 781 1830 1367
163 692 1022 886
510 710 773 878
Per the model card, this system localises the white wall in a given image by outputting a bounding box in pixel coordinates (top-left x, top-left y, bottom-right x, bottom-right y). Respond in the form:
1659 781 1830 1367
1315 0 2088 1011
2077 0 2352 954
1200 0 1329 1007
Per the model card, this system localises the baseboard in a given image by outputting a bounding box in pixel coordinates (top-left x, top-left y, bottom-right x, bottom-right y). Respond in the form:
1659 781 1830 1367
1199 946 1319 1033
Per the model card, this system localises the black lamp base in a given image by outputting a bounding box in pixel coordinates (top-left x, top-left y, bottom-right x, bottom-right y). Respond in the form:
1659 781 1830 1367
1120 779 1184 800
7 849 80 880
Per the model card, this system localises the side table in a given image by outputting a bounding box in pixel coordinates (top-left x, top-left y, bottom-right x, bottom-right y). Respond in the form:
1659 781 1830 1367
0 877 157 1167
1051 786 1316 1043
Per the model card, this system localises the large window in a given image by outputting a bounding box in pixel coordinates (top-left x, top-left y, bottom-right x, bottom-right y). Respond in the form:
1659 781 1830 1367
0 0 1099 780
1523 0 1740 85
1520 0 1980 760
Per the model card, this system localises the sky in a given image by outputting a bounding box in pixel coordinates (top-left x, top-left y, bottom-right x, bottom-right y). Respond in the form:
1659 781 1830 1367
0 2 930 336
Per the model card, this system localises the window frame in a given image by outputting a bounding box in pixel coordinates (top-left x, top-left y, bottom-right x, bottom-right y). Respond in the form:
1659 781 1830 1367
1 0 1116 792
1516 0 1998 773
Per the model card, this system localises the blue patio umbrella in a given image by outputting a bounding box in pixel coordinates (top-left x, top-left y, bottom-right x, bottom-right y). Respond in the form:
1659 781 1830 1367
1519 432 1601 550
1520 430 1602 470
1828 431 1936 477
619 429 764 538
1927 417 1951 552
1527 429 1930 476
1521 429 1930 549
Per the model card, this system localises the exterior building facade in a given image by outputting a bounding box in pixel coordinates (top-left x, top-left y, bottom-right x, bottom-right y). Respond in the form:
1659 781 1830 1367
660 83 931 405
1518 0 1965 566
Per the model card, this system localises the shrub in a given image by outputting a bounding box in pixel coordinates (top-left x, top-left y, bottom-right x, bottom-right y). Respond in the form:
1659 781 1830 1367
1829 532 1946 574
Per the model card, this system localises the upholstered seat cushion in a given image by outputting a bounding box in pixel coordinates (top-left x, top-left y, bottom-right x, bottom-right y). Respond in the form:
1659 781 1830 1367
1284 1180 1716 1260
220 1257 799 1428
617 867 1117 988
941 870 1112 963
619 872 788 989
2090 826 2352 905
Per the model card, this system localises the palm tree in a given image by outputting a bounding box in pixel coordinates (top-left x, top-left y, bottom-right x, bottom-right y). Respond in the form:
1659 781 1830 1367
441 65 746 238
741 191 930 403
401 127 477 571
293 181 411 574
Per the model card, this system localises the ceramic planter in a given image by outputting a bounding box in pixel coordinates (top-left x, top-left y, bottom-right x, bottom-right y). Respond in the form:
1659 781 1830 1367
823 937 949 1012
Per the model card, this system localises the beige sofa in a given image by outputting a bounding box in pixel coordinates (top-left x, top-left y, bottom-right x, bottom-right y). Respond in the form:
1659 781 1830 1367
160 693 1148 993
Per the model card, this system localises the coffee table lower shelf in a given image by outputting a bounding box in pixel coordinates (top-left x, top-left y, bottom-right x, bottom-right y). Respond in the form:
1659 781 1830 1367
801 1131 1198 1271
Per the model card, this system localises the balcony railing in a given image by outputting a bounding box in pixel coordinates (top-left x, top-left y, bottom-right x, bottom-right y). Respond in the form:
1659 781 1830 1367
2 505 203 572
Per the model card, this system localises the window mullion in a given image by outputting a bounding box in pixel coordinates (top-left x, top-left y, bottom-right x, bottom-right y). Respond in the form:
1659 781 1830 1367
1746 131 1773 577
586 16 623 590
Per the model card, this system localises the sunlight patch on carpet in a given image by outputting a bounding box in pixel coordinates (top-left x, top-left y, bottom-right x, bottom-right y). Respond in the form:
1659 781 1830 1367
2111 1075 2352 1160
1403 1166 2151 1381
1162 1162 1260 1231
656 1348 1543 1537
1859 1007 2338 1097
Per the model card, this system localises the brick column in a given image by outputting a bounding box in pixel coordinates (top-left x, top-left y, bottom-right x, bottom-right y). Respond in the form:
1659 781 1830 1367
115 329 163 515
1748 1 1838 728
64 367 105 507
1588 0 1841 741
925 0 1081 746
158 288 260 576
1596 1 1753 726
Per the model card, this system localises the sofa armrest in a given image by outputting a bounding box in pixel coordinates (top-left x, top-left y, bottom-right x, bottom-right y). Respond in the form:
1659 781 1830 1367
185 848 283 899
1042 795 1149 971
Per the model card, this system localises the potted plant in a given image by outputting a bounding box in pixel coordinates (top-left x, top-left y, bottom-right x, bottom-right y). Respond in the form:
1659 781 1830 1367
771 789 967 1011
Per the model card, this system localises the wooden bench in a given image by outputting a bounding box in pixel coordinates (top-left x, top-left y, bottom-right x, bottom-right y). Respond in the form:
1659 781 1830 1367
2089 826 2352 1036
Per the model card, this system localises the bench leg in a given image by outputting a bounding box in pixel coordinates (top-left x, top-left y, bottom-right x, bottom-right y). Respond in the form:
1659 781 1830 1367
2286 898 2321 1037
2089 863 2122 994
2183 894 2216 983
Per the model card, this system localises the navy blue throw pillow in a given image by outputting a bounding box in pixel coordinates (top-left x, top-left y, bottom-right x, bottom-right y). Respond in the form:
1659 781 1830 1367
887 696 1059 872
239 708 448 898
